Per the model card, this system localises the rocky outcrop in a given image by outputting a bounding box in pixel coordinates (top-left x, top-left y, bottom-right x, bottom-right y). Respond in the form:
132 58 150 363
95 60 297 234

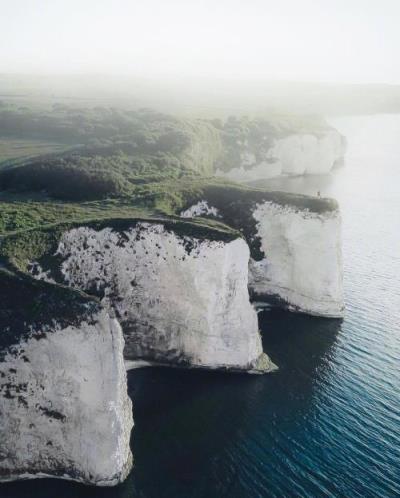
266 130 346 176
215 128 346 182
25 219 274 373
181 200 222 219
249 201 344 317
0 270 133 485
179 187 344 318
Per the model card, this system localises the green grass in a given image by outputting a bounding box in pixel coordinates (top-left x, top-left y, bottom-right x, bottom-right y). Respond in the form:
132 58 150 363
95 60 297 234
0 171 338 238
0 195 150 235
0 137 72 169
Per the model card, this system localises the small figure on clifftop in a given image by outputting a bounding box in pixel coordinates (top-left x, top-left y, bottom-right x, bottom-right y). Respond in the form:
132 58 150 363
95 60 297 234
317 191 321 198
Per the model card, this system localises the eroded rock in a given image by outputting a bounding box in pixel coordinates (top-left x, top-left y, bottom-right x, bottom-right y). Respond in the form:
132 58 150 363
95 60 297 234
0 271 133 485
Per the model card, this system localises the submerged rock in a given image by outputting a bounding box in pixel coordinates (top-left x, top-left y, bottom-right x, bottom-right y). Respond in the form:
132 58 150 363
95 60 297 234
0 270 133 486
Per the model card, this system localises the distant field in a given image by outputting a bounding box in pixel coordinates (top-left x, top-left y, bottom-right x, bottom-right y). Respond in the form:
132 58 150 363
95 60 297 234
0 137 71 168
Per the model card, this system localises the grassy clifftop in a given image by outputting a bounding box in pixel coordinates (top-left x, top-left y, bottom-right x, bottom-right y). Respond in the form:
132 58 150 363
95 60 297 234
0 175 338 239
0 214 240 275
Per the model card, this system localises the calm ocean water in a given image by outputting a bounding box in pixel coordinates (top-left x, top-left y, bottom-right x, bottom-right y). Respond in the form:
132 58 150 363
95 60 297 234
2 115 400 498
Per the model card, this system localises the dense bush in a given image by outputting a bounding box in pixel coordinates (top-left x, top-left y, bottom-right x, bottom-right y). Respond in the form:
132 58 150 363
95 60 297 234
0 106 196 154
215 116 279 172
0 157 128 200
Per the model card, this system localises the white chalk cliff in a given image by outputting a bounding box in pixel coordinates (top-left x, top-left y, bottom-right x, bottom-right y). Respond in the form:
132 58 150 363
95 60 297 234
268 130 346 175
180 193 344 318
249 201 344 317
32 221 274 373
215 130 346 182
0 302 133 485
181 200 222 219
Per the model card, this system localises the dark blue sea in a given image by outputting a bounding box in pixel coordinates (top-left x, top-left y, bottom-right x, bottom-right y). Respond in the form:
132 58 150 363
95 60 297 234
2 115 400 497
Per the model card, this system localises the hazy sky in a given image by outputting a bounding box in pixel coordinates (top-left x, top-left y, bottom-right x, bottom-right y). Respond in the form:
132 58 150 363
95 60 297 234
1 0 399 84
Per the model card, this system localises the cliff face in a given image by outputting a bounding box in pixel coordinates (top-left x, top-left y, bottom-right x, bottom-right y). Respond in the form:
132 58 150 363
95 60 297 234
267 130 346 176
0 272 133 485
249 201 344 317
180 187 344 318
214 129 346 182
27 220 274 373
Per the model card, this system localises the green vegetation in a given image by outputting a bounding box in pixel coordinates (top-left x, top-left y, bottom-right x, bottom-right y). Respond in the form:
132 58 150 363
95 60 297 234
0 104 334 201
0 106 226 200
0 194 150 234
0 103 336 274
0 137 70 169
216 117 275 172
